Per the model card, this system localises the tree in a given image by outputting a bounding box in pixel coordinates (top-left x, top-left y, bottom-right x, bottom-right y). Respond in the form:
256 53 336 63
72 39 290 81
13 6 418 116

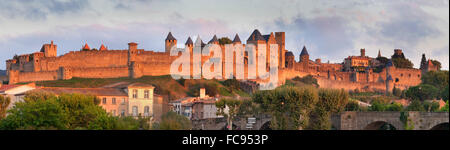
392 86 402 97
374 56 389 73
0 97 70 129
369 101 387 111
216 98 242 130
405 84 439 101
157 112 191 130
237 99 262 117
440 101 449 112
0 95 11 120
218 37 232 45
422 101 440 112
386 102 403 111
442 86 449 102
308 88 349 130
406 100 425 111
392 57 413 69
421 70 449 99
345 99 360 111
223 78 241 93
0 92 114 130
253 86 318 130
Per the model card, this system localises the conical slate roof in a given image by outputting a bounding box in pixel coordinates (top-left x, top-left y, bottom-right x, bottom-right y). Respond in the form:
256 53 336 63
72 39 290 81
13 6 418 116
247 29 265 41
232 34 241 43
185 37 193 45
300 46 309 56
285 51 294 57
165 32 177 41
208 35 218 44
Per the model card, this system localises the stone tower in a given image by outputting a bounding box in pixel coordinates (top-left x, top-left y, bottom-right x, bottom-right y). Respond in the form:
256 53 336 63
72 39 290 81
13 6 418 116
300 46 309 63
232 34 241 44
360 48 366 57
165 32 177 53
40 40 57 57
128 42 138 65
208 35 219 45
275 32 286 69
285 52 294 68
385 59 394 95
186 37 194 78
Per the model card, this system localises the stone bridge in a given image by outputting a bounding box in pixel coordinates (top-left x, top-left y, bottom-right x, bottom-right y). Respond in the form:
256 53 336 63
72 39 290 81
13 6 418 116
331 111 449 130
192 114 272 130
192 112 449 130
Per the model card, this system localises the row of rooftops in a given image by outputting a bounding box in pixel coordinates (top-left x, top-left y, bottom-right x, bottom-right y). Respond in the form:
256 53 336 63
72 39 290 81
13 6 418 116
81 43 108 51
0 82 155 97
167 29 282 46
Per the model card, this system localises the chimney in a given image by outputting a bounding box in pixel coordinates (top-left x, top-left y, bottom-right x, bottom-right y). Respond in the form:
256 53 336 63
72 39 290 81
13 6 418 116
200 88 206 98
360 48 365 57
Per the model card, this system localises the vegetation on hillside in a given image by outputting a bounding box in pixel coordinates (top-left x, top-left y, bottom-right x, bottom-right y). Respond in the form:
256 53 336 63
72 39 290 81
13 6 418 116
404 70 449 101
285 75 319 88
154 111 192 130
29 75 252 101
392 57 414 69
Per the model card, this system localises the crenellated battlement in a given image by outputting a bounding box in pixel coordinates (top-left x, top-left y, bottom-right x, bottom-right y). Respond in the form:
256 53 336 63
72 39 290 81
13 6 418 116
4 29 437 94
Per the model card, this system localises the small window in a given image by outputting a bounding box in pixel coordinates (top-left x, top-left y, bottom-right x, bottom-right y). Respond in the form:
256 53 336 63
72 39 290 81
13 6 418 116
133 89 138 98
132 106 138 116
144 90 149 99
112 98 116 105
144 106 150 117
102 98 107 104
121 98 126 105
121 110 125 116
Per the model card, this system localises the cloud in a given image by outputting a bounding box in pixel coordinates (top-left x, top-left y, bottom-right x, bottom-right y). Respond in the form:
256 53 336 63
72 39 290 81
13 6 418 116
273 14 357 63
0 0 88 20
0 0 448 70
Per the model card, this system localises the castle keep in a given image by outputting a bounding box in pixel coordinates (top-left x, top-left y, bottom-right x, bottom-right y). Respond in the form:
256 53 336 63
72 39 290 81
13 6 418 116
4 29 439 92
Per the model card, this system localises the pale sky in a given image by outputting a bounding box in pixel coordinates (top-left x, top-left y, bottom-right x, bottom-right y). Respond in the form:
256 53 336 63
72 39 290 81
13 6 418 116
0 0 448 70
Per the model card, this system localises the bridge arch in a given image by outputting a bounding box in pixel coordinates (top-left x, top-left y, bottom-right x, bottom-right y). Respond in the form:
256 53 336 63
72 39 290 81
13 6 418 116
221 123 239 130
430 122 449 130
363 121 397 130
259 121 272 130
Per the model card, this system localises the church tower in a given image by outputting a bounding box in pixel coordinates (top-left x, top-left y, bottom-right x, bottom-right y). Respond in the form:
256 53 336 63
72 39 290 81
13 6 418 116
300 46 309 63
165 32 177 53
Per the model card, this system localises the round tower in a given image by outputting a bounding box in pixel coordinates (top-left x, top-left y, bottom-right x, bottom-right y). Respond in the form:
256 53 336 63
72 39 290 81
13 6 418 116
385 59 394 95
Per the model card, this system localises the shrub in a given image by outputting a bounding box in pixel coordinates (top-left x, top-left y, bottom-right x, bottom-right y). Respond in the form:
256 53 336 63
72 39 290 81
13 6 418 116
345 99 360 111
